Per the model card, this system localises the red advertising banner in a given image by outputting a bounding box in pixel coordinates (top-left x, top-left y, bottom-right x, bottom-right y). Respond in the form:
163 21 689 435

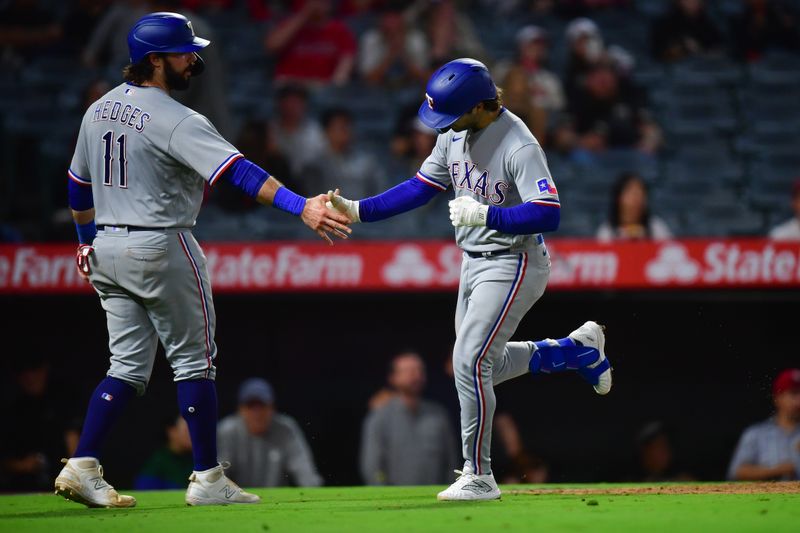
1 239 799 294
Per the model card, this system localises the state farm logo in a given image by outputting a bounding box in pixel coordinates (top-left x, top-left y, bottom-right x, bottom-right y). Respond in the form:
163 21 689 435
645 243 701 284
383 245 437 285
644 242 800 285
381 244 462 286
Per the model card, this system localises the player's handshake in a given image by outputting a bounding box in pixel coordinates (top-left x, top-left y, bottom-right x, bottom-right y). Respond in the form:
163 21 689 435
301 193 353 245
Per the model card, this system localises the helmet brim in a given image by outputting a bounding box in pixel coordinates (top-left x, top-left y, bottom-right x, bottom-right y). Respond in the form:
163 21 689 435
161 35 211 54
418 100 462 130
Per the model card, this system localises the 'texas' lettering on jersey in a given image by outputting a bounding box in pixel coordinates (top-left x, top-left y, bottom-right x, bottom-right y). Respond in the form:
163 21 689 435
450 160 507 205
91 99 150 132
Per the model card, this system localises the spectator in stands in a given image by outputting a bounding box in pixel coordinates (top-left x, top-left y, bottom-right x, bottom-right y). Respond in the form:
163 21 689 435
769 179 800 241
568 63 662 156
358 3 429 87
218 378 323 487
651 0 723 63
213 118 298 212
181 0 235 14
564 17 605 102
728 369 800 481
134 414 194 489
305 108 387 199
597 172 672 241
0 0 63 68
264 0 357 86
632 421 694 482
82 79 112 108
271 84 327 178
0 357 79 492
360 351 458 485
61 0 111 55
389 116 437 181
495 25 565 141
84 0 234 138
493 412 549 484
407 0 486 65
730 0 800 62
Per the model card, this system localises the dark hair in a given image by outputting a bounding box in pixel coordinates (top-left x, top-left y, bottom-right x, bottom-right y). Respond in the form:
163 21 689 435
609 171 650 231
321 107 352 129
481 87 504 112
122 54 162 85
276 83 309 101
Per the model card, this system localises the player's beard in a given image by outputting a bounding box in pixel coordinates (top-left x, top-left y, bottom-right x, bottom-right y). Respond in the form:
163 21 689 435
164 61 191 91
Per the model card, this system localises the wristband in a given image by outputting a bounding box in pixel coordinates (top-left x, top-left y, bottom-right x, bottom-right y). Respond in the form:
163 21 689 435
75 220 97 245
272 186 306 216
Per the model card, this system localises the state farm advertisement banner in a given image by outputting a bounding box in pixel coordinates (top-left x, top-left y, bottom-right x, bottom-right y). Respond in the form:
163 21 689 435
1 239 799 294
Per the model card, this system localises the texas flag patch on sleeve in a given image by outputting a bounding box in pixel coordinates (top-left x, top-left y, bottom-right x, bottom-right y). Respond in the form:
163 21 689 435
536 177 558 195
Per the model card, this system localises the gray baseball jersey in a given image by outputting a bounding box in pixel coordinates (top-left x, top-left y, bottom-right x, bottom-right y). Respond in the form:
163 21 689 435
69 83 240 393
417 108 556 477
68 82 242 228
417 108 560 252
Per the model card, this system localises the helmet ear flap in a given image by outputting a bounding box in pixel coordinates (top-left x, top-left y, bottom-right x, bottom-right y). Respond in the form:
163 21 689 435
188 53 205 76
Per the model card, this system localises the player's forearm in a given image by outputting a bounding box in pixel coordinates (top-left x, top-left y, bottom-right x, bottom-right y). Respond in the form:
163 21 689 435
734 463 796 481
71 208 95 225
486 203 560 234
220 159 306 216
264 11 310 53
332 55 355 85
358 177 440 222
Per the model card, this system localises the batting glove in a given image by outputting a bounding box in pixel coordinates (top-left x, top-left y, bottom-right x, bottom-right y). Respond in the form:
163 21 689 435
76 244 94 279
326 189 360 223
449 196 488 227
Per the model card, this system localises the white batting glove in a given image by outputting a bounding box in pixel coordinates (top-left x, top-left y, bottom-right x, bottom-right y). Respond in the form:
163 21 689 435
326 189 360 223
449 196 488 227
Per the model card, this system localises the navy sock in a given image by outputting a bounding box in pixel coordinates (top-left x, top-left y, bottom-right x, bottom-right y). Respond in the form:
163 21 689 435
177 379 219 471
74 377 136 458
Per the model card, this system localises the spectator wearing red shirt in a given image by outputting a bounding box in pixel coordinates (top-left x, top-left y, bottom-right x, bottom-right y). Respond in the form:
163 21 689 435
265 0 357 86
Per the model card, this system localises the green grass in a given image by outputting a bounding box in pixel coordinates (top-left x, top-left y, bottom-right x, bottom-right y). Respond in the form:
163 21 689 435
1 485 798 533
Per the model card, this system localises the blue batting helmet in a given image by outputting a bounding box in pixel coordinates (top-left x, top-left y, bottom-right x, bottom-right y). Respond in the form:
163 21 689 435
127 12 210 64
418 58 497 131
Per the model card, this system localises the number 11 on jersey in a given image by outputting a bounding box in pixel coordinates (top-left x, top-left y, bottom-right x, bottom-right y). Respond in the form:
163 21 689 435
102 131 128 188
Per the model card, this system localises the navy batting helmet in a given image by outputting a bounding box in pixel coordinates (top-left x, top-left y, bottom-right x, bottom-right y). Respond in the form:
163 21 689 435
127 12 210 64
418 58 497 132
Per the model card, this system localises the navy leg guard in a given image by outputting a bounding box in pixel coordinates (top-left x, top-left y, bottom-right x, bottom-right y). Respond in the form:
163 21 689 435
529 337 607 385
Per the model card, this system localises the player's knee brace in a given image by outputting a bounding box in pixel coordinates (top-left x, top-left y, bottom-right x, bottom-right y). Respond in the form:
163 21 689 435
528 338 600 374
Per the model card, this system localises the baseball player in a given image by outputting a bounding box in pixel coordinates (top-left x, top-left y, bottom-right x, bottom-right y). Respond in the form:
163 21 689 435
55 12 351 508
328 58 612 501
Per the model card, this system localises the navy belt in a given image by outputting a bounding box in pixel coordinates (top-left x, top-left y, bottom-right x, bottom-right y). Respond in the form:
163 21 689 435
465 248 513 258
97 225 169 232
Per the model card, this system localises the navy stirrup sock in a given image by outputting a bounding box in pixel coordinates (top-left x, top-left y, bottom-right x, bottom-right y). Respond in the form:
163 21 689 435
529 337 600 374
178 379 219 472
74 376 136 459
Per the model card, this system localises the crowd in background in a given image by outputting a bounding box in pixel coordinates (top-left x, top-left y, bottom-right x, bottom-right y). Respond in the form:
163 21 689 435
2 348 798 491
1 0 800 242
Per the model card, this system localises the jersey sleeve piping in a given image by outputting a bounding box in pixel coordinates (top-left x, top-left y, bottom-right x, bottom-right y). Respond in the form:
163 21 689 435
209 153 245 186
415 170 448 191
531 199 560 208
68 168 91 186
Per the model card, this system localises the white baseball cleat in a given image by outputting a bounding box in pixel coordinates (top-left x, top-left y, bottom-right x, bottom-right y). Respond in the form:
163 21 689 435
569 320 612 395
54 457 136 508
437 470 501 501
185 463 261 505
